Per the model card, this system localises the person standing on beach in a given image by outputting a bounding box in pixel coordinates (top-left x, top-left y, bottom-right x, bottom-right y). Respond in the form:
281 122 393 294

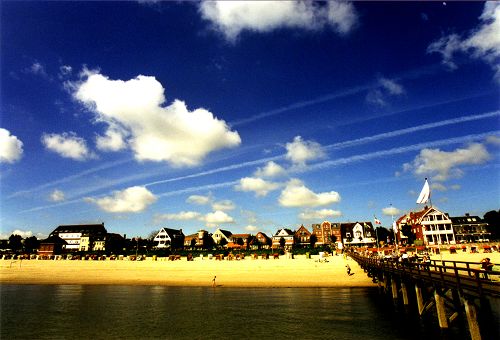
212 276 217 287
346 264 351 275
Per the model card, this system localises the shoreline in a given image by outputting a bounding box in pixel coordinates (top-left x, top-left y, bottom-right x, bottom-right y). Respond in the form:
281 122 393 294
0 254 374 287
1 252 497 287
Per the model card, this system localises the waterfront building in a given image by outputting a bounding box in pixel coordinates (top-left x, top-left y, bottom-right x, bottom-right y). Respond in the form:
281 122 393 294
227 233 251 250
250 232 272 249
49 223 107 251
272 228 295 248
396 206 456 245
212 228 232 245
153 228 185 249
451 213 490 243
341 222 376 246
312 221 341 246
294 225 311 247
38 235 67 256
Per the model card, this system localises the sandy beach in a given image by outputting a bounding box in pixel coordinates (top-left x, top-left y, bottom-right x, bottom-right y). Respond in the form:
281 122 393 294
0 254 373 287
1 252 498 287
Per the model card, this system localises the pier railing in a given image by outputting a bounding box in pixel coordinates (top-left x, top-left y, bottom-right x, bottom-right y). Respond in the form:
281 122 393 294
350 253 500 298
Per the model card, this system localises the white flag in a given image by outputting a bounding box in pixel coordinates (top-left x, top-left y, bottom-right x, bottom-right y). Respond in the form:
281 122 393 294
393 221 398 233
416 178 430 204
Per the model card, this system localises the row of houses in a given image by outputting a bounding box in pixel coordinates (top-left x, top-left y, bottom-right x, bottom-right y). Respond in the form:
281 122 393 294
36 210 490 255
394 206 491 246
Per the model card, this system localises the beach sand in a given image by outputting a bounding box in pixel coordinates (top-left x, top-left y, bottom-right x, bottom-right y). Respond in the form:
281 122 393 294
0 254 373 287
1 252 497 287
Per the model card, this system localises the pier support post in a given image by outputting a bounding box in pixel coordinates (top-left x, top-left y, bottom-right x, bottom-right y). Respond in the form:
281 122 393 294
401 282 409 305
383 275 389 293
434 290 448 329
415 283 424 315
391 277 398 300
464 299 481 340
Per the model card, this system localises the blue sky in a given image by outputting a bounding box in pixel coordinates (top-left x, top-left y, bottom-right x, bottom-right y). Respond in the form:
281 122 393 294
1 1 499 239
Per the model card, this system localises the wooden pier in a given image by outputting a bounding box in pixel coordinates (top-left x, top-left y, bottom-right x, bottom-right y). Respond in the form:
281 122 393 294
349 252 500 340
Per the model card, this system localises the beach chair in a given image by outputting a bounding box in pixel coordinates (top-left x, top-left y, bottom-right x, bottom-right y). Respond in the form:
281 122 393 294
252 253 258 260
273 253 279 259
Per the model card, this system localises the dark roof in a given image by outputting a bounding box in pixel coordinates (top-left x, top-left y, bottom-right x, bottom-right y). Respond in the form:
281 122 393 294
450 216 483 224
160 227 184 236
217 229 233 238
41 235 67 245
50 223 107 236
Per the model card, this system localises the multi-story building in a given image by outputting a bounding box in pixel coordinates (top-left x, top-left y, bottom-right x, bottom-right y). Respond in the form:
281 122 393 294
272 228 295 248
396 206 456 245
212 228 232 245
341 222 376 246
294 225 311 247
49 223 107 251
451 213 490 243
153 228 185 249
312 221 341 246
250 232 272 249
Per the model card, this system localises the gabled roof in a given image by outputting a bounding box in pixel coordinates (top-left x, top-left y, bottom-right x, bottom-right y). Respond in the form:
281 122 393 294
50 223 107 236
214 229 232 238
157 227 184 236
41 235 67 245
274 228 294 236
295 225 311 235
231 233 250 239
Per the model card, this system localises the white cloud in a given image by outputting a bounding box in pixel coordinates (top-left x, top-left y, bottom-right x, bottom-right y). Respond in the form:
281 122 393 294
428 2 500 82
403 143 491 181
431 183 447 192
199 0 357 41
73 72 241 167
286 136 325 166
212 200 235 211
382 206 401 217
49 189 65 202
58 65 73 78
0 128 23 163
0 229 33 239
235 177 280 197
299 209 342 220
254 161 287 178
41 132 95 161
25 62 50 79
85 186 157 213
95 127 127 152
366 77 405 106
486 135 500 145
279 178 340 207
245 225 258 232
186 194 212 205
155 211 201 221
450 184 461 190
203 210 235 227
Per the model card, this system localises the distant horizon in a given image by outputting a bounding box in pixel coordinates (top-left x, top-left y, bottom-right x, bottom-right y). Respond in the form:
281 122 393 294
1 1 499 239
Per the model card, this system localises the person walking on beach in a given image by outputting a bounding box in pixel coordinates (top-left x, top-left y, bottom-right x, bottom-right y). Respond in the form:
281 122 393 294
346 264 351 276
212 276 217 287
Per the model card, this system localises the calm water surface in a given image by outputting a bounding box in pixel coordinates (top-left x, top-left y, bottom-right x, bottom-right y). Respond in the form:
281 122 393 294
1 285 497 339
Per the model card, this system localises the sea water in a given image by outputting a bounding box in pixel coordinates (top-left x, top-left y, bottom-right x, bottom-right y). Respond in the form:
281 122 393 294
0 285 497 339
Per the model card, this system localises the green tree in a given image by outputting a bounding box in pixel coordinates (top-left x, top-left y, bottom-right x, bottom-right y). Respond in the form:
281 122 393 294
309 234 317 248
190 238 197 249
8 234 23 252
236 237 244 247
400 224 415 244
279 237 286 248
24 236 39 253
484 210 500 240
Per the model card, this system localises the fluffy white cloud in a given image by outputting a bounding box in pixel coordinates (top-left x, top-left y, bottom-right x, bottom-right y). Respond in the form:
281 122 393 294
285 136 325 166
279 178 340 207
49 189 65 202
155 211 201 221
367 77 405 106
203 210 234 227
245 225 258 232
428 2 500 82
299 209 342 220
41 132 95 161
235 177 280 197
0 128 23 163
431 183 447 192
186 194 212 205
212 200 235 211
85 186 157 213
254 161 287 178
1 229 33 239
73 72 241 167
199 0 357 41
403 143 491 181
382 206 401 217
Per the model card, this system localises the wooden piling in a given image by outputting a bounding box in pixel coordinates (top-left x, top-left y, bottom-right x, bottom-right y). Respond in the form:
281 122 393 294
434 290 449 329
401 281 409 305
391 277 398 299
464 299 481 340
